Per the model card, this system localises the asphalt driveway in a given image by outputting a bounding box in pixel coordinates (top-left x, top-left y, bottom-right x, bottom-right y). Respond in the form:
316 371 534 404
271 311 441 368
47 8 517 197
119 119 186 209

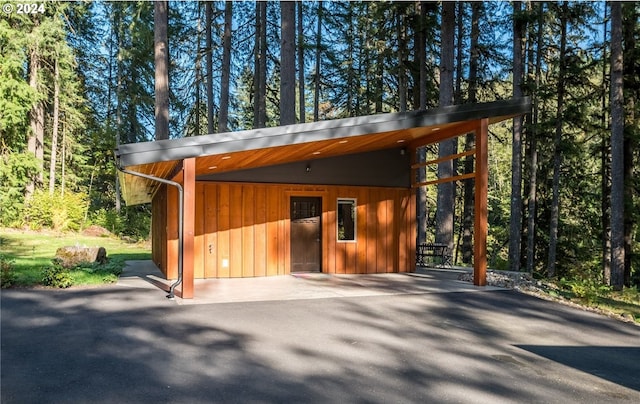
2 267 639 403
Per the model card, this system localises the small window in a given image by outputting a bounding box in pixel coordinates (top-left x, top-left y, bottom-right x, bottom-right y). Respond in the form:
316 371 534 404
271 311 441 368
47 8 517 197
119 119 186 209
337 198 356 241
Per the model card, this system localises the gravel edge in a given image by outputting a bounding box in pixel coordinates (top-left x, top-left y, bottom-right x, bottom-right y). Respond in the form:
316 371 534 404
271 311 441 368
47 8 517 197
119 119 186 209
457 270 639 326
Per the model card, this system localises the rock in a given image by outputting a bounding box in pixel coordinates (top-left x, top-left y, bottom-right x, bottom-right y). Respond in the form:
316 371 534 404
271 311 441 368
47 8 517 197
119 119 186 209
54 246 107 268
621 313 635 321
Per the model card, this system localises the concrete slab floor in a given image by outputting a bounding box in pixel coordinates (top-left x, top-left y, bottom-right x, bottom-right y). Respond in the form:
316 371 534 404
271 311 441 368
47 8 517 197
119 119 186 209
117 260 502 305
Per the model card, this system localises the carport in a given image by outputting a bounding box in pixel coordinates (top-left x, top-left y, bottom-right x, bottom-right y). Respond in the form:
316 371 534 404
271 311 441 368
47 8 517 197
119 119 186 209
114 98 530 298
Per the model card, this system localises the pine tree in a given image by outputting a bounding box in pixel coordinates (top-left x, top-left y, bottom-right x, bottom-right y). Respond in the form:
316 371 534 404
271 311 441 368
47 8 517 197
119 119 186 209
154 0 170 140
509 1 525 271
280 1 296 125
610 1 624 290
435 1 456 252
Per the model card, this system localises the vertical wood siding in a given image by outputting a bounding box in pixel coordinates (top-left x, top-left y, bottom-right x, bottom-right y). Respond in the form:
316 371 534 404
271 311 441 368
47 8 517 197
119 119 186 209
151 184 168 277
157 181 415 278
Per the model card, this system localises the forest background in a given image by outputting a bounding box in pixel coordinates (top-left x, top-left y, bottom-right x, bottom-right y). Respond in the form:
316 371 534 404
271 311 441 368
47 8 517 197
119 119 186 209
0 1 638 289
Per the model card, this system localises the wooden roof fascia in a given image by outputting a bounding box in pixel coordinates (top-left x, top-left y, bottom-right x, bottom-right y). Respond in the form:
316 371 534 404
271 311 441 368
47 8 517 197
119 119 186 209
115 98 530 205
115 98 531 168
407 119 480 149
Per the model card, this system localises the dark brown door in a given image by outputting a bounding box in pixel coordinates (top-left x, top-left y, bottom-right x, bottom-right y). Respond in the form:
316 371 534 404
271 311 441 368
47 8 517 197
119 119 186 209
290 197 322 272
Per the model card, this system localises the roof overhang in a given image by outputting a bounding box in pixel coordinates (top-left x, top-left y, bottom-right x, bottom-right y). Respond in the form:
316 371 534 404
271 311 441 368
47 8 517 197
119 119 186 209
115 98 530 205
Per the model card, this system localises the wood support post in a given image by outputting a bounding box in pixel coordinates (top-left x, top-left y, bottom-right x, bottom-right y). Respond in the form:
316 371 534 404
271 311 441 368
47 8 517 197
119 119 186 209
181 158 196 298
474 119 488 286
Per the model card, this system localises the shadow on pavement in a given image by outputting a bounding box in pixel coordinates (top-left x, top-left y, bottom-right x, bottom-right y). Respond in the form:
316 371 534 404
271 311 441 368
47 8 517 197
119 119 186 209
2 274 640 403
516 345 640 391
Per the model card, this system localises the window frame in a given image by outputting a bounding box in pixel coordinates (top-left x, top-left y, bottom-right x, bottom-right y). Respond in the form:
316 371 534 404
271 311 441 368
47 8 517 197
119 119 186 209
337 198 357 243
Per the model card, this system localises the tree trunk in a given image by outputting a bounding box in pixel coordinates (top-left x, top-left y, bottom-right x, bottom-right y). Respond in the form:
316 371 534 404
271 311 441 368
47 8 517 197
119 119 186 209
461 1 481 265
375 27 384 114
509 1 525 272
49 59 60 195
280 1 296 125
114 6 123 213
609 1 624 290
397 6 407 112
417 1 427 111
601 4 611 284
435 1 456 252
297 1 305 123
194 12 201 137
547 4 568 278
61 125 66 196
27 46 44 199
622 2 637 287
154 0 170 140
219 1 232 133
526 1 544 275
206 1 215 134
254 1 267 128
454 1 464 104
346 7 355 116
313 1 322 121
416 1 428 246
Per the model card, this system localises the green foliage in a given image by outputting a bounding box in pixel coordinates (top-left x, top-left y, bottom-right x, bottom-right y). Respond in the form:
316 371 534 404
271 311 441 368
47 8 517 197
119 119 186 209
42 255 126 288
24 190 88 231
75 258 124 284
1 230 150 287
90 208 124 235
41 259 73 288
90 206 150 240
559 276 612 305
0 20 35 149
0 152 40 226
0 255 17 288
120 207 151 240
620 286 640 305
0 0 637 291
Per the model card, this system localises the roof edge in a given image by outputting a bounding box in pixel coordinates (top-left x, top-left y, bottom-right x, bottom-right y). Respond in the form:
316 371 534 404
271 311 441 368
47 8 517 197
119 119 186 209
115 97 530 168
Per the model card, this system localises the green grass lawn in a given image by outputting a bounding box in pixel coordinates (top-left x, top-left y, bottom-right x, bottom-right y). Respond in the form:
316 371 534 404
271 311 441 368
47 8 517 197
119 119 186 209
0 228 151 288
574 288 640 324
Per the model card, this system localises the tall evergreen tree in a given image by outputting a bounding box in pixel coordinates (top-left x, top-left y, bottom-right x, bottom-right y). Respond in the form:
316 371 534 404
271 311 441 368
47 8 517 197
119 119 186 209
526 1 544 275
435 1 456 252
280 1 296 125
509 1 525 271
297 1 305 123
610 1 624 290
461 1 482 265
622 2 638 287
26 15 45 199
313 1 323 121
154 0 170 140
218 1 233 133
547 2 569 277
254 1 267 128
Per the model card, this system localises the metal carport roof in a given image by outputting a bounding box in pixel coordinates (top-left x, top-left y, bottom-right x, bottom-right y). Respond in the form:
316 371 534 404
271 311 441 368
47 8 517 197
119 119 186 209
115 98 530 205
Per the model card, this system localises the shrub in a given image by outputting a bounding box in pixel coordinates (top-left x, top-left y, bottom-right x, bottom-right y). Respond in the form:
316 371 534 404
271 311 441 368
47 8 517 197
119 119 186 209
74 257 124 285
620 286 640 304
559 277 612 305
90 206 150 240
0 255 17 288
42 259 73 288
25 190 88 231
90 208 124 235
0 152 39 226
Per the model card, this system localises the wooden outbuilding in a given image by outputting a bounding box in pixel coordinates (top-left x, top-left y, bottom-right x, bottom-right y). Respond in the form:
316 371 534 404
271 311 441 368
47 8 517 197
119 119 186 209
115 98 530 298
